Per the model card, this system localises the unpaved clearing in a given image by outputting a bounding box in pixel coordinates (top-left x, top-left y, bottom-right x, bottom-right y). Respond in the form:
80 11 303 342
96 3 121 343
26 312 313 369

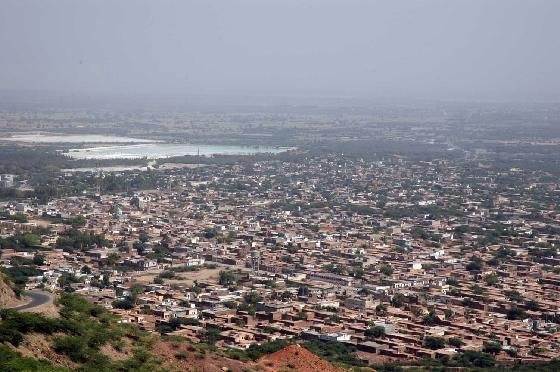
132 267 222 286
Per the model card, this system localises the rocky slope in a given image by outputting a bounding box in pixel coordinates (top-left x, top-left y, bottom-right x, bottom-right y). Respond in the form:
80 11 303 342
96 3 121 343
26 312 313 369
0 272 23 308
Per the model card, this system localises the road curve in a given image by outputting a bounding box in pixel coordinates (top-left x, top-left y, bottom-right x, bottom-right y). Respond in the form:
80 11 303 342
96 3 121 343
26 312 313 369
9 290 53 311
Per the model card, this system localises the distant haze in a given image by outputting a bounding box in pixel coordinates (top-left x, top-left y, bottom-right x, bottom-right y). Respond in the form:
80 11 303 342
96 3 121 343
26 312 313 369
1 0 559 103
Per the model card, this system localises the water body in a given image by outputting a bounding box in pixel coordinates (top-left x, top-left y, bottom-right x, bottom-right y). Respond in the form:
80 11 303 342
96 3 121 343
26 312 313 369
65 143 289 159
61 165 151 172
3 133 156 143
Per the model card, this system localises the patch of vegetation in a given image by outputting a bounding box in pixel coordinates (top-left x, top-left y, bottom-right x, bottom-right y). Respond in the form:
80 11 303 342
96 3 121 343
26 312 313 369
302 339 367 367
424 336 445 350
1 263 42 297
55 229 110 252
374 350 497 370
0 232 41 249
0 293 164 371
365 325 385 339
0 344 67 372
225 339 293 361
218 270 237 286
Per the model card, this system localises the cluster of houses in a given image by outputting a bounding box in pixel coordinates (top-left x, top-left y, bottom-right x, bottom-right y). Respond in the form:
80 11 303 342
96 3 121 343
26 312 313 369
1 154 559 364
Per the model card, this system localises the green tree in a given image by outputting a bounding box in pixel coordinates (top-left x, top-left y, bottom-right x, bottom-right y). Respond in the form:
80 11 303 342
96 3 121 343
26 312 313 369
391 293 406 308
455 351 495 368
379 264 393 276
483 340 502 355
70 215 87 227
507 307 527 320
133 241 145 255
218 270 236 286
448 337 464 348
130 284 144 304
422 310 440 325
471 284 486 295
484 273 499 286
425 336 445 350
466 256 483 272
244 291 263 305
280 291 293 300
201 326 222 345
504 290 522 302
365 326 385 339
376 303 388 315
139 232 149 243
112 297 134 310
106 253 119 267
446 277 459 286
32 254 45 266
525 300 540 311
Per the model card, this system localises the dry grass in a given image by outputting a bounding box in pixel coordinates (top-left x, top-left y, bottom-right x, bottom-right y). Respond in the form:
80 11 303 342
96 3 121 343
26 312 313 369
13 333 78 369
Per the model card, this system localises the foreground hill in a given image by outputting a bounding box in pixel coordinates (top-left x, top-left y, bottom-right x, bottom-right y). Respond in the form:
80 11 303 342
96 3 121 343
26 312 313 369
1 292 345 372
0 272 22 308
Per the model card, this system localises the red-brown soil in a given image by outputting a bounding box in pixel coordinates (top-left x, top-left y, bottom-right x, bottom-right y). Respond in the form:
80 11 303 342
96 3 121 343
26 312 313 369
153 340 257 372
259 344 344 372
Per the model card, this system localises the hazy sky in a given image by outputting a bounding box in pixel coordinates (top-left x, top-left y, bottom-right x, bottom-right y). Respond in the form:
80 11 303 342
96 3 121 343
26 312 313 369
1 0 559 102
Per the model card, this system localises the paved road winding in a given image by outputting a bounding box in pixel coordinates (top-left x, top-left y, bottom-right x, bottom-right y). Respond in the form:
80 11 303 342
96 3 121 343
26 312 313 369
10 290 53 311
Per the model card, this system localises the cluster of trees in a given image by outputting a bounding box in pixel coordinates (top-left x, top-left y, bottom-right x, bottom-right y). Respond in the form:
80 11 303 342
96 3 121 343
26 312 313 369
156 316 200 334
1 254 45 296
0 145 171 203
466 255 484 272
67 215 87 227
410 227 440 241
224 339 293 361
0 145 74 175
0 344 65 371
0 232 41 250
132 232 150 255
236 291 263 315
528 246 558 260
303 339 367 367
374 350 500 371
379 264 394 276
322 263 346 275
0 209 28 223
365 325 386 339
56 229 109 252
112 284 144 310
218 270 237 286
1 293 161 370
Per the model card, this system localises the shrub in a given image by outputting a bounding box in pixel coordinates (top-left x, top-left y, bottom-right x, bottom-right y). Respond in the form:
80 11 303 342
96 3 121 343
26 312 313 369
448 337 464 348
245 339 292 361
303 339 366 367
365 325 386 339
57 293 105 318
53 335 93 363
454 351 495 368
0 325 24 346
0 345 64 371
112 296 134 310
483 340 502 355
507 307 527 320
424 336 445 350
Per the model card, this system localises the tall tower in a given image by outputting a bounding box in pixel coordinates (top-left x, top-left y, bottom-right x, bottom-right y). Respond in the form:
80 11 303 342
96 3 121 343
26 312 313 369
251 250 261 274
